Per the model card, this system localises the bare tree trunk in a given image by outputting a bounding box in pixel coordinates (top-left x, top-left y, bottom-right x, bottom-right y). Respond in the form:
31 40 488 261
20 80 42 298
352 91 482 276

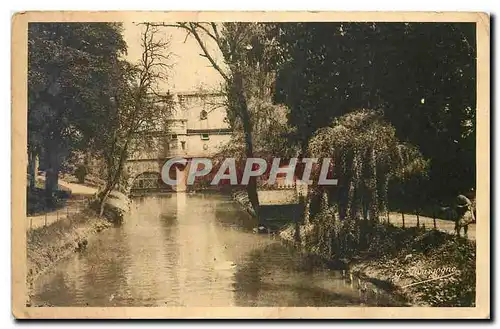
27 149 37 191
100 152 116 217
232 70 260 221
99 185 113 217
44 147 60 206
303 195 311 225
159 23 261 218
100 137 131 217
320 189 329 212
157 23 262 219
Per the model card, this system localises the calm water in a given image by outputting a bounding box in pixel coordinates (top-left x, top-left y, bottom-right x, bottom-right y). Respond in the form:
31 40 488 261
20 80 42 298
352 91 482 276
31 193 402 307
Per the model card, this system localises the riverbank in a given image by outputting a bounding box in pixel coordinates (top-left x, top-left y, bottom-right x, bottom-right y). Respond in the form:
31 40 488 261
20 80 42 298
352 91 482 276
232 190 256 216
280 223 475 306
347 234 475 307
26 208 112 305
231 192 476 307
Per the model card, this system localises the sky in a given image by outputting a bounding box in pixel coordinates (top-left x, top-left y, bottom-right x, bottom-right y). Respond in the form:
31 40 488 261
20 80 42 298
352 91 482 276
121 22 225 94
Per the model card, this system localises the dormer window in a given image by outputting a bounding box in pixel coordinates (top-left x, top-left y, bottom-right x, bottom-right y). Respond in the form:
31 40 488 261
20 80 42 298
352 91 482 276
200 110 208 120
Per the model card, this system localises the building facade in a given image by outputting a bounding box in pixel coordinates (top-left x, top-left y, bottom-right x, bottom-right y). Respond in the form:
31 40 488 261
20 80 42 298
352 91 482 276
172 92 232 158
129 92 231 161
126 92 232 192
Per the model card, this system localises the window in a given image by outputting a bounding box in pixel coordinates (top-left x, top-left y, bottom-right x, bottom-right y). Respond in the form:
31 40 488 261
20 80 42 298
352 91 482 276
201 133 210 140
169 134 178 150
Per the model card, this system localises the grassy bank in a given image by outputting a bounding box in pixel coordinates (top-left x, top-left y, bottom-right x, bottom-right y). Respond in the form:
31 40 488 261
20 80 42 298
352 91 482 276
348 235 475 307
26 208 112 305
280 222 475 307
231 191 475 307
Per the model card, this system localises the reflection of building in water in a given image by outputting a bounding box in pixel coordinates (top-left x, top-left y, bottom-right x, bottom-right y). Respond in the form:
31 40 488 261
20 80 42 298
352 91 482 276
174 195 236 306
126 92 232 192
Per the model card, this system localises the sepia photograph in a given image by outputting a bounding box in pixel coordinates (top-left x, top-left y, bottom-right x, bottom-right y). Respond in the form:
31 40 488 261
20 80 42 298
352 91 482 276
11 11 490 319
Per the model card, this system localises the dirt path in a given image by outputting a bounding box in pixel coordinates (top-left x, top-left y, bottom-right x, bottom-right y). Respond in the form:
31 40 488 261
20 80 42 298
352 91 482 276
37 176 98 196
27 199 90 230
387 212 476 241
27 177 98 230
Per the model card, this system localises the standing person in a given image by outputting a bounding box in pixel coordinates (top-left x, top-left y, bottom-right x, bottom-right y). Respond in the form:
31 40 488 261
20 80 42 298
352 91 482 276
452 194 475 238
441 194 475 238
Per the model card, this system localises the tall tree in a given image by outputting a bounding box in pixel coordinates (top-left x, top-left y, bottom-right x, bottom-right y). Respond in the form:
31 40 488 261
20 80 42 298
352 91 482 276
151 22 282 220
93 23 173 215
306 110 426 257
273 22 476 202
28 23 127 202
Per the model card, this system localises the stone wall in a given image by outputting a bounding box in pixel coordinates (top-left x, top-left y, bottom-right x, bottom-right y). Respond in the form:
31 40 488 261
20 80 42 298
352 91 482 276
258 189 298 205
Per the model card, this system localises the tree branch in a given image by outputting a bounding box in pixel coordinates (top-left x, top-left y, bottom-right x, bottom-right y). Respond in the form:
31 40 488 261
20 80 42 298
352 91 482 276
148 22 230 82
188 23 230 82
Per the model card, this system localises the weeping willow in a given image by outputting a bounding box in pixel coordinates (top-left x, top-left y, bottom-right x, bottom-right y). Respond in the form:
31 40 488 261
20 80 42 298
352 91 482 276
304 109 427 258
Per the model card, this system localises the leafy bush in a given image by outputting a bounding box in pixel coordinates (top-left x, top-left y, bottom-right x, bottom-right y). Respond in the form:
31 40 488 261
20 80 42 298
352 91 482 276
74 164 89 184
305 207 476 306
306 110 428 255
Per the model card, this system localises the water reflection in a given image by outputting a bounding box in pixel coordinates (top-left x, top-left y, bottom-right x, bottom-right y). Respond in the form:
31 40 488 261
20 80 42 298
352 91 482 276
31 193 402 307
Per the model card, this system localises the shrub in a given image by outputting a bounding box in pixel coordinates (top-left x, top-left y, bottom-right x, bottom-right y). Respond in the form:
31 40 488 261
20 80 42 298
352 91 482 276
74 164 89 184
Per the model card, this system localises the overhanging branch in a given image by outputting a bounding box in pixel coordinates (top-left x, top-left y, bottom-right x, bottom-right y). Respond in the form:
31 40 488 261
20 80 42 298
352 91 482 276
148 22 230 82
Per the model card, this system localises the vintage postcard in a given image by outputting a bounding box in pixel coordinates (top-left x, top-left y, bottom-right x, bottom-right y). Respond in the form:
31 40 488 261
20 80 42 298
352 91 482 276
12 11 490 319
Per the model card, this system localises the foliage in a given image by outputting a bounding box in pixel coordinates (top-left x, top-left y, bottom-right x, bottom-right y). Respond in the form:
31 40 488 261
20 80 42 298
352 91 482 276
28 23 128 198
152 22 287 219
369 228 475 307
273 22 476 201
217 103 298 160
301 217 476 306
308 110 426 219
304 110 427 257
28 23 128 148
74 164 89 184
419 238 476 306
92 23 173 213
389 144 430 216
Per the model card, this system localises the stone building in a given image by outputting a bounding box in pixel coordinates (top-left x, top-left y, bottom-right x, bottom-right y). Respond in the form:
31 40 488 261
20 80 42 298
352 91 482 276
126 91 232 192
